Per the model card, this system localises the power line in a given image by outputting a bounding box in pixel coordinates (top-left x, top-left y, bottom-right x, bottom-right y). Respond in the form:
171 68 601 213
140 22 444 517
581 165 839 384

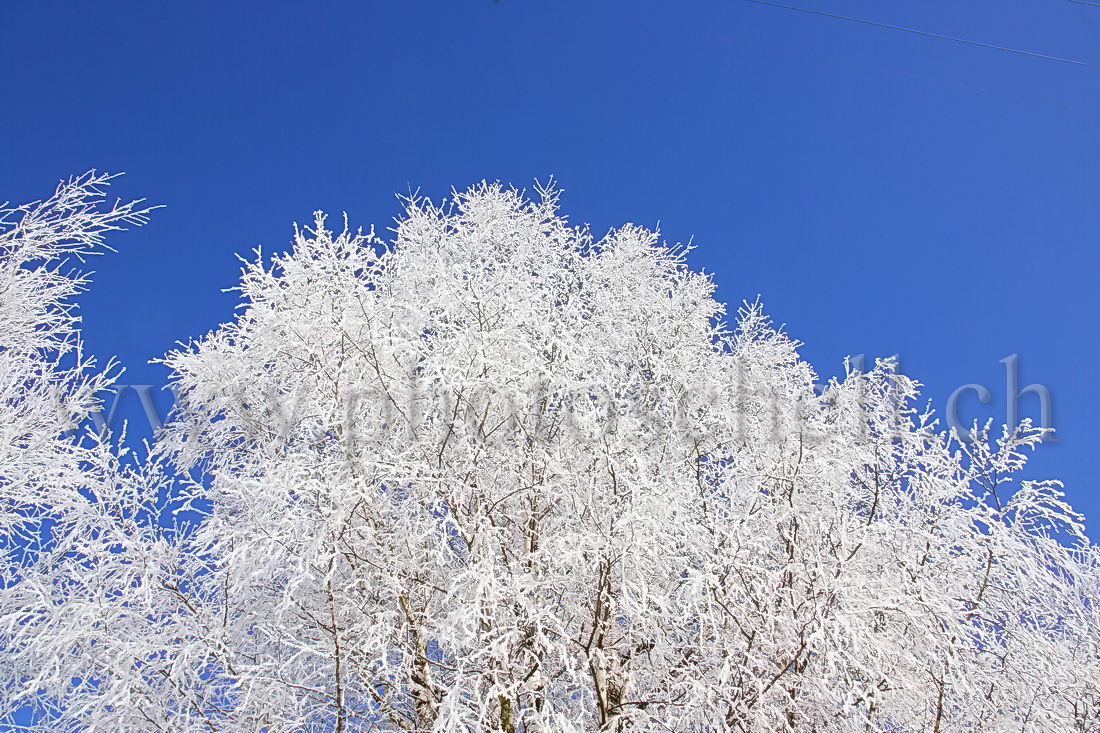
744 0 1090 66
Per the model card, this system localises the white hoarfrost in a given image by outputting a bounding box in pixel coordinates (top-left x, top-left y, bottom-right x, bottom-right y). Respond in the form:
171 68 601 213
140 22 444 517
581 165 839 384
0 174 168 730
2 179 1098 731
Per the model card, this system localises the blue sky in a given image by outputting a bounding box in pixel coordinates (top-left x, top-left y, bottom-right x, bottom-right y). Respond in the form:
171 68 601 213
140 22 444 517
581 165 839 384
3 1 1098 536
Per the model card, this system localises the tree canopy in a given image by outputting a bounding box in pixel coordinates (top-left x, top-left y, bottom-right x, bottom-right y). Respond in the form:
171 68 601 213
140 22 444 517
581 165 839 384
2 177 1098 732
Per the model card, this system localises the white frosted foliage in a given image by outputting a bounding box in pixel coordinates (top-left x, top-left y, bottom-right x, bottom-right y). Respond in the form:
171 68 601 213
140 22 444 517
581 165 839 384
2 180 1097 731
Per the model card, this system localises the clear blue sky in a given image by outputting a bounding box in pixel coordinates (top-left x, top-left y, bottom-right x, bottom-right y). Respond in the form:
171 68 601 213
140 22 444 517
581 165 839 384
3 1 1098 536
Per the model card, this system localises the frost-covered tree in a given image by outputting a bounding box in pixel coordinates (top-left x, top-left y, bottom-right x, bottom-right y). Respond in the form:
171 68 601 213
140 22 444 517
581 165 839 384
3 180 1098 732
0 173 173 729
